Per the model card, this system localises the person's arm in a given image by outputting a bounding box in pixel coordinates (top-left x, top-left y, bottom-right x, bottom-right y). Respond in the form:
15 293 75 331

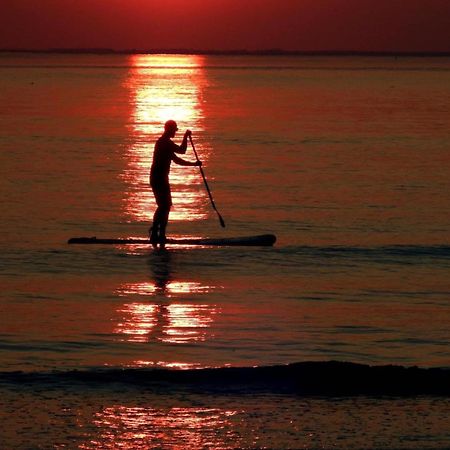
172 154 202 167
173 130 191 154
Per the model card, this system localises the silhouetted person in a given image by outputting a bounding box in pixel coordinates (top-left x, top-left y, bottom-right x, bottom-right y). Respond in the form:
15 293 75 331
149 120 201 246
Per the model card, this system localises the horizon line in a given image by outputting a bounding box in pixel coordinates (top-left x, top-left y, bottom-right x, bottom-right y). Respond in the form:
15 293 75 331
1 48 450 57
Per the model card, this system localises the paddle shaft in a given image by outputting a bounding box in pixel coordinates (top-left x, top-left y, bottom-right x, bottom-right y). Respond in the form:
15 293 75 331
189 135 225 228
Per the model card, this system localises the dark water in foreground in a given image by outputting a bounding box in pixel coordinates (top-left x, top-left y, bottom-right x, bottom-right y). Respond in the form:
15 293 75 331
1 53 449 448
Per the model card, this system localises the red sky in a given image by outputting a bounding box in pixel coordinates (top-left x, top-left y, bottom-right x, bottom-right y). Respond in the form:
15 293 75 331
1 0 449 52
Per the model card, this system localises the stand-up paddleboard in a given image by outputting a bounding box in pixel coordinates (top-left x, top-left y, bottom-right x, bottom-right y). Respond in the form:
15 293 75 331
68 234 276 247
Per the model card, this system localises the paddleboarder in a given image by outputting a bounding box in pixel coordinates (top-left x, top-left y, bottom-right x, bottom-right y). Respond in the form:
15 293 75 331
149 120 201 246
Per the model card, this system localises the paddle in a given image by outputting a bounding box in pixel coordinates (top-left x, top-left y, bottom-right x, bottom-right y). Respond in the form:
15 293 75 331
189 135 226 228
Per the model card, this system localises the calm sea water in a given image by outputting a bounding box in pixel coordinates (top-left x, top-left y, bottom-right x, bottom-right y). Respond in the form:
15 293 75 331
1 53 450 448
1 52 449 370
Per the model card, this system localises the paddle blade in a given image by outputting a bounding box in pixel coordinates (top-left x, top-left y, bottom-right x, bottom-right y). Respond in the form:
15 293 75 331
218 213 226 228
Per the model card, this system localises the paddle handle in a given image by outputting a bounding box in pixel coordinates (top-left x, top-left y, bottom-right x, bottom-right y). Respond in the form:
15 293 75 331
189 135 225 228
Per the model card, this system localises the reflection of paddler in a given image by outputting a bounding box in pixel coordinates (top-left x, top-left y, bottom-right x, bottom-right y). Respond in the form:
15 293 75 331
149 120 202 246
149 248 171 294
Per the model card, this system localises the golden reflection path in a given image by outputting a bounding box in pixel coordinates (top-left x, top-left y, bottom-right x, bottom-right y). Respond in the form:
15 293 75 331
122 54 209 223
82 406 240 449
114 250 219 351
115 284 217 345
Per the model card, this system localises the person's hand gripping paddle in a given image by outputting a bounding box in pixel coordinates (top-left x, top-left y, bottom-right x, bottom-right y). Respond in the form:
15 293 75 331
189 135 226 228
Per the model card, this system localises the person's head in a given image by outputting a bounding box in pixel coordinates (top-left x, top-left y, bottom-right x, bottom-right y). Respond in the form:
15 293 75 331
164 120 178 137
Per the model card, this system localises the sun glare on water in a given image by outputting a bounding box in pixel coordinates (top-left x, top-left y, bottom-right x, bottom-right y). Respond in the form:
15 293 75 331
122 54 209 223
114 280 219 344
82 406 239 449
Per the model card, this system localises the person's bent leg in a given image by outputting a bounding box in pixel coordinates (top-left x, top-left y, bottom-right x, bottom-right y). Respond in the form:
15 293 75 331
151 181 172 246
150 208 161 245
158 205 171 244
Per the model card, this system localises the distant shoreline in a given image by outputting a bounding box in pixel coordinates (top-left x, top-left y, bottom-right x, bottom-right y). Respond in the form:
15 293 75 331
1 48 450 57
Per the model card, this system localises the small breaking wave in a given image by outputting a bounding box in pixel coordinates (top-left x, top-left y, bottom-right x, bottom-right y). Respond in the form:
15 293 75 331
1 361 449 396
